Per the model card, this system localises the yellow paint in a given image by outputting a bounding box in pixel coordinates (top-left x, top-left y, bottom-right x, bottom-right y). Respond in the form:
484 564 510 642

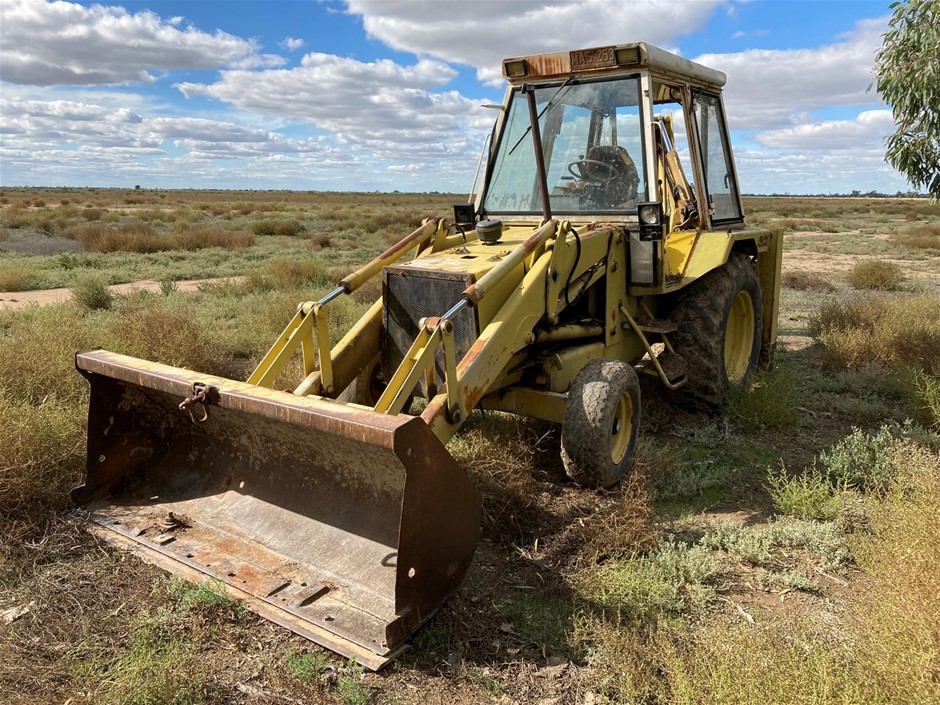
664 230 697 278
681 231 734 281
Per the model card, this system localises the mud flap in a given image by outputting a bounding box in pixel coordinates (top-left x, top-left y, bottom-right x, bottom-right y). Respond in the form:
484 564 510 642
72 350 481 670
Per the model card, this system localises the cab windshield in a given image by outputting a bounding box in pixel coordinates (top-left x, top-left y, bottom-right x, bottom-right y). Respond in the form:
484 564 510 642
483 77 646 215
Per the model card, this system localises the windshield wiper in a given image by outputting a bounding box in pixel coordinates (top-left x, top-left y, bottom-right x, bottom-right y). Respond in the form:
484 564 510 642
507 77 573 156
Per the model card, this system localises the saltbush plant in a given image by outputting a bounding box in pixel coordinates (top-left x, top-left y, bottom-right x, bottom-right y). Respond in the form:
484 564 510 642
71 273 113 311
767 463 844 520
845 259 905 290
819 424 905 492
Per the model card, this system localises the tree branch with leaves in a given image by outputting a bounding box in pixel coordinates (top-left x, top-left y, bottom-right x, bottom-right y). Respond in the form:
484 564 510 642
874 0 940 198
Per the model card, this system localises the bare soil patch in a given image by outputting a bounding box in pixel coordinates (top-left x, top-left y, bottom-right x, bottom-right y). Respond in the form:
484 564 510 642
0 277 244 310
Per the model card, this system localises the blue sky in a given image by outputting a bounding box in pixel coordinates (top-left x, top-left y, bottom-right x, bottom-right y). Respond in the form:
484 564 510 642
0 0 912 194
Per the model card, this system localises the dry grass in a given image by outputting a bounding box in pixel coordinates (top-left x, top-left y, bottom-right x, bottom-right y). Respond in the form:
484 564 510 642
578 439 940 705
69 222 253 253
243 257 331 293
0 305 102 403
109 296 241 378
810 293 940 373
173 227 253 250
1 191 939 703
0 395 84 520
890 224 940 251
849 443 940 704
0 266 37 292
781 270 836 292
252 218 304 236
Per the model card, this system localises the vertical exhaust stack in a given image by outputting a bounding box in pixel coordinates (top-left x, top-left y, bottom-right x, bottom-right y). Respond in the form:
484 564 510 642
72 350 480 670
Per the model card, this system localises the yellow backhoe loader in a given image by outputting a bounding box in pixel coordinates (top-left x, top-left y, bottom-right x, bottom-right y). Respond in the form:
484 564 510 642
73 42 781 669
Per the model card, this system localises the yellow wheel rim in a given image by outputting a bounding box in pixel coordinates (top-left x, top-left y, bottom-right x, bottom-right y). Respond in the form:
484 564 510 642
610 393 633 464
724 290 755 384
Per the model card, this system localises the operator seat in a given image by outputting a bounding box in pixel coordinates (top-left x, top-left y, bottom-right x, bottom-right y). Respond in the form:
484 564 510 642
586 145 640 209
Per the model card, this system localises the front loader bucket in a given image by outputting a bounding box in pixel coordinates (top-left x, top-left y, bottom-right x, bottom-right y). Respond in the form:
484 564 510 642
72 350 480 670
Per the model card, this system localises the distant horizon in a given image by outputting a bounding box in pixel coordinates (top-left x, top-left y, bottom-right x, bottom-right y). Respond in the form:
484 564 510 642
0 185 930 200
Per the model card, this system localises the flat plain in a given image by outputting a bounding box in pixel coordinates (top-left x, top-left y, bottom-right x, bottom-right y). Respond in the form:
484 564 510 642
1 188 938 705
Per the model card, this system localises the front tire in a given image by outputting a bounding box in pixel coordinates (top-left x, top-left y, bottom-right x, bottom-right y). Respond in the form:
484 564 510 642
669 252 763 409
561 359 641 488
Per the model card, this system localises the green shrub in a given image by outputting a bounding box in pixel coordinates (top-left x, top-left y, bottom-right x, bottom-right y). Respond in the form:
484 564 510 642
820 425 905 492
584 542 718 621
767 463 844 519
71 273 114 311
902 368 940 430
846 260 905 290
700 518 851 571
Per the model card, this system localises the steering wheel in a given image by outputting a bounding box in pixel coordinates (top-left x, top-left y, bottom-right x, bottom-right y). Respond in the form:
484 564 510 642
567 159 619 184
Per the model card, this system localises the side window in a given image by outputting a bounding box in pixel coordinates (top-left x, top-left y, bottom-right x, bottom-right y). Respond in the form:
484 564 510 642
651 83 698 230
692 91 742 222
614 105 646 201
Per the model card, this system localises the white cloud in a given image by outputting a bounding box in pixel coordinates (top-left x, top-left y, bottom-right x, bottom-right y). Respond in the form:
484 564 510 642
0 0 283 86
175 53 489 160
695 17 889 130
735 146 909 195
345 0 726 84
755 110 896 150
280 37 305 51
0 96 331 182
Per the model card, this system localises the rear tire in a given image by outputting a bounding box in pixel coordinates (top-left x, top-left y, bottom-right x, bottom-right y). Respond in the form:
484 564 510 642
669 252 762 410
561 359 641 488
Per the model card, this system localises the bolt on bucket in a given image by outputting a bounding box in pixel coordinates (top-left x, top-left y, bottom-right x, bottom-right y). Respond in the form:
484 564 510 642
72 350 481 670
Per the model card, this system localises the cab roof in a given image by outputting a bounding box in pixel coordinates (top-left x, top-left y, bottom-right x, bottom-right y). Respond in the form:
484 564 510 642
502 42 726 90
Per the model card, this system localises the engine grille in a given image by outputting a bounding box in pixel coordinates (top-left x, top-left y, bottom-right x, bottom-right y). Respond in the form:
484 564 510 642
383 266 479 398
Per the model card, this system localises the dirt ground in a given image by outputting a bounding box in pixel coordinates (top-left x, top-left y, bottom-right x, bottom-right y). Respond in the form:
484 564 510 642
0 277 244 310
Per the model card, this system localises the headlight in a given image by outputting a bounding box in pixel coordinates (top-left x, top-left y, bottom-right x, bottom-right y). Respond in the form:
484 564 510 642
638 203 661 226
637 201 664 242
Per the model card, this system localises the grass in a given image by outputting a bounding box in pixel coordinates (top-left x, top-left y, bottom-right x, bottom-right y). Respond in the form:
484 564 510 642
72 624 215 705
726 368 796 430
70 222 254 253
0 395 83 520
890 223 940 251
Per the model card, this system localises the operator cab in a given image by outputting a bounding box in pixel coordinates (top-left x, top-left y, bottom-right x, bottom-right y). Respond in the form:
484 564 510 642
477 43 744 234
